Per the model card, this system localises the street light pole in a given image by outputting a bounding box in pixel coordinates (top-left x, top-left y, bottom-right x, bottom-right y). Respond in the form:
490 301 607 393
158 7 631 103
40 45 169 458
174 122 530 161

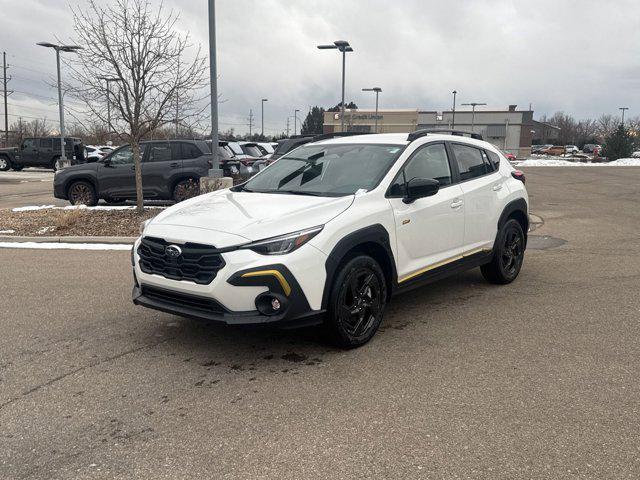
451 90 457 128
37 42 82 169
461 102 487 132
317 40 353 132
362 87 382 133
207 0 221 177
97 77 120 144
619 107 629 125
261 98 268 137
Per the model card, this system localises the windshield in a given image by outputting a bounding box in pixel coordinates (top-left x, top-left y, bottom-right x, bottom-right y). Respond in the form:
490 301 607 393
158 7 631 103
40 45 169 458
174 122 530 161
240 143 404 196
242 145 263 157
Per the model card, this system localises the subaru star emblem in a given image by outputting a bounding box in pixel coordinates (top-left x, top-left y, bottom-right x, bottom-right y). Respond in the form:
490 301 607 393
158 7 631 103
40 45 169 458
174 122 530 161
165 245 182 258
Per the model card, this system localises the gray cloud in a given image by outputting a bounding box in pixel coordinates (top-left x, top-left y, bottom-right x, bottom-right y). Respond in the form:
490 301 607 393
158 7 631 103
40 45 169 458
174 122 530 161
1 0 639 134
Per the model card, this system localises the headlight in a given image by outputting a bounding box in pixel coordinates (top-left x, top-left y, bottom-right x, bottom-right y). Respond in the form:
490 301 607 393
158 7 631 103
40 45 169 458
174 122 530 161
139 219 151 235
241 226 323 255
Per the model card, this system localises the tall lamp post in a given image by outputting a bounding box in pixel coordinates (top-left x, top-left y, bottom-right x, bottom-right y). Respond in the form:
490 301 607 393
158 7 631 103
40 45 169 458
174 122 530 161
619 107 629 125
362 87 382 133
97 76 120 144
207 0 222 177
451 90 457 128
461 102 487 133
36 42 82 169
294 109 300 135
317 40 353 132
261 98 268 136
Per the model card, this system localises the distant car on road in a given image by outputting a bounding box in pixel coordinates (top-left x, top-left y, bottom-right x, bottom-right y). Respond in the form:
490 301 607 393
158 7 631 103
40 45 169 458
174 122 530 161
53 139 212 205
0 136 85 171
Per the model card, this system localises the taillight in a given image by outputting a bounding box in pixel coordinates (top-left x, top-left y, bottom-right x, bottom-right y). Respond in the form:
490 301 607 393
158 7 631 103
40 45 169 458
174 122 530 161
240 159 254 166
511 170 525 184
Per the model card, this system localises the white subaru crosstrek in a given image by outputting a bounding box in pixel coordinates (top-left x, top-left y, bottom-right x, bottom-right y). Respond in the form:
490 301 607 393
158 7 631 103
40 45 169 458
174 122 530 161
132 130 528 347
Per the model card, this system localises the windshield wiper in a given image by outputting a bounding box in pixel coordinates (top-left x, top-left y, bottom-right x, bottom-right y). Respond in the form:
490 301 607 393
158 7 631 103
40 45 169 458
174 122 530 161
272 189 325 196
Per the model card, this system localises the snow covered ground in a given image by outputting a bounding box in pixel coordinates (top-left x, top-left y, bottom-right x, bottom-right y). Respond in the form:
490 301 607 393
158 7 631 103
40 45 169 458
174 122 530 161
513 157 640 167
0 242 133 250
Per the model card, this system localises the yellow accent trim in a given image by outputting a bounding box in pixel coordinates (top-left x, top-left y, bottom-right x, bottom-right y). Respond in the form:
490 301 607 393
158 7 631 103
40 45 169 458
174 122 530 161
241 270 292 296
398 247 492 284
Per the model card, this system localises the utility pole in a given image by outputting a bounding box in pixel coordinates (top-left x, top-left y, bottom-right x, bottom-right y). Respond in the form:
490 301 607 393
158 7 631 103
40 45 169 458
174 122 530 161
207 0 221 176
248 109 254 137
175 56 180 138
461 102 487 133
451 90 457 129
286 117 290 137
619 107 629 125
2 52 9 147
261 98 268 137
294 109 300 136
97 77 120 144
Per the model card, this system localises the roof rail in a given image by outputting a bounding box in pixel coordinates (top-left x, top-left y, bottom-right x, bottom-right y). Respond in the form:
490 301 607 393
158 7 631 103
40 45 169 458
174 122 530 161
407 129 483 142
311 131 372 142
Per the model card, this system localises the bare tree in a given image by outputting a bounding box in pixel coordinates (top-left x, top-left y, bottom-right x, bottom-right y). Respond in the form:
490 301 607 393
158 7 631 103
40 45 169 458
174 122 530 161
596 114 620 141
67 0 207 212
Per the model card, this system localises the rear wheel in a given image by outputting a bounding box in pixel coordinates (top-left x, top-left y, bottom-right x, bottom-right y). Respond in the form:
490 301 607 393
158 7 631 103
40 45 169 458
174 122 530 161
173 178 200 203
0 156 10 171
325 255 387 348
68 180 98 206
481 219 525 284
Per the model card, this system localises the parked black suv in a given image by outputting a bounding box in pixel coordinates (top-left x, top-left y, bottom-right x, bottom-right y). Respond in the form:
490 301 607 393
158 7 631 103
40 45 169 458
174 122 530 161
53 140 212 205
0 137 85 171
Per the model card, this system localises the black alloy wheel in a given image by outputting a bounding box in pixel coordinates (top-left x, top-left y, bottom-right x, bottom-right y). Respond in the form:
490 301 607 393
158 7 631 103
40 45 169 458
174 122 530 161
481 218 525 284
326 255 387 348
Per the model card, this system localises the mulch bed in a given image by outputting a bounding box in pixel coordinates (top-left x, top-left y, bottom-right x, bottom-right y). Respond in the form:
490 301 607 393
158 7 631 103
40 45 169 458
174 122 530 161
0 208 162 237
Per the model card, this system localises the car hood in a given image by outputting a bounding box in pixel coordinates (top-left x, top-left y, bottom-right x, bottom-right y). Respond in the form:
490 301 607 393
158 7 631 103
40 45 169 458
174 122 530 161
148 190 354 243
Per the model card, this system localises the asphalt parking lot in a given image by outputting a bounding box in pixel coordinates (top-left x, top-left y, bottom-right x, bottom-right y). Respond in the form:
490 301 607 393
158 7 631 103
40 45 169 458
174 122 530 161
1 167 640 479
0 168 67 209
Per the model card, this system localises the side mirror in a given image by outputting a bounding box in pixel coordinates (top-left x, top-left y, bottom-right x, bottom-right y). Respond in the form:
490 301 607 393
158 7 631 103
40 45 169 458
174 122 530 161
403 178 440 204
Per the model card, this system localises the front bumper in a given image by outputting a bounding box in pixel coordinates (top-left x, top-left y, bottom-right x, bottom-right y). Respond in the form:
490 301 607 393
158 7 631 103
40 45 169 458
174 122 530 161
131 232 327 328
53 179 67 199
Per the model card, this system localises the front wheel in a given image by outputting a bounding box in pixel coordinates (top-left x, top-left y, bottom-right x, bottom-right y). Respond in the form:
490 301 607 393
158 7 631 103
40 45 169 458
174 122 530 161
325 255 387 348
481 219 525 284
68 180 98 206
173 178 200 203
0 156 10 171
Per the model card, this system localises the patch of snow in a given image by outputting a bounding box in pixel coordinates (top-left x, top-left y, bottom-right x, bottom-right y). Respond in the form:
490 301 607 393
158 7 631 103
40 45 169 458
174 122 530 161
12 205 56 212
37 226 55 235
12 204 164 212
0 242 133 251
0 229 15 234
514 158 640 167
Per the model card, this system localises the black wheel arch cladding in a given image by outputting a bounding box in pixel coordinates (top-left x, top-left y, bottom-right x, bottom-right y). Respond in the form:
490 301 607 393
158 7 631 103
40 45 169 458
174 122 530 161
497 198 528 247
322 224 396 310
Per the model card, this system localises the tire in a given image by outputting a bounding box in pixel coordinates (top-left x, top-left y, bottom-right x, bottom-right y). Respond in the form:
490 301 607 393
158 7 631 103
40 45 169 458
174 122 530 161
104 196 126 205
173 178 200 203
0 156 10 171
324 255 387 348
481 219 525 285
68 180 98 206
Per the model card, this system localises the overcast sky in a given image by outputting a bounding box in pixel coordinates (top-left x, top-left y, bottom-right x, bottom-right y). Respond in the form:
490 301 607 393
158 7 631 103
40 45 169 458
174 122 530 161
1 0 639 135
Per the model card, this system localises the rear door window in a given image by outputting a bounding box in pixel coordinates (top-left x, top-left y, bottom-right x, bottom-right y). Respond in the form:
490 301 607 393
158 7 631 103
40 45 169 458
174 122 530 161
182 143 203 159
451 143 491 181
39 138 53 149
485 150 500 170
148 143 172 162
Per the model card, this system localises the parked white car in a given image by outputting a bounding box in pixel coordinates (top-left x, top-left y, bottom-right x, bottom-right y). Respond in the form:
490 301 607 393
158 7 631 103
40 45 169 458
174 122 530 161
133 131 529 347
565 145 579 154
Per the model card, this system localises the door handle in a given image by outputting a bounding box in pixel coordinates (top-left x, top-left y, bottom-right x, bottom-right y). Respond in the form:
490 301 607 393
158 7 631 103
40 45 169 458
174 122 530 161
169 162 180 168
450 198 463 208
492 184 503 191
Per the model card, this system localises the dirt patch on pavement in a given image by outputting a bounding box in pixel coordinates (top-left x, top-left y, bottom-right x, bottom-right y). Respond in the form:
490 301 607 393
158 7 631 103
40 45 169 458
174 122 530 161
0 208 161 237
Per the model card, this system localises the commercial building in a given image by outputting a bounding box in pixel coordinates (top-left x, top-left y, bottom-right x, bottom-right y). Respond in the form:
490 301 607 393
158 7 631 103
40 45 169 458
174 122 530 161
323 105 545 157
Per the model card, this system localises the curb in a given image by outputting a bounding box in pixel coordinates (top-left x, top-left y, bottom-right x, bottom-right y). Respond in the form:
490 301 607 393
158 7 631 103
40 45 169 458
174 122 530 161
0 235 137 245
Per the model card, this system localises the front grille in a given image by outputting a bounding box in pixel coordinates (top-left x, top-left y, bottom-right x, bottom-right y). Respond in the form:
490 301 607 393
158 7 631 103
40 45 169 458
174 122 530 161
138 236 225 285
141 285 225 314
